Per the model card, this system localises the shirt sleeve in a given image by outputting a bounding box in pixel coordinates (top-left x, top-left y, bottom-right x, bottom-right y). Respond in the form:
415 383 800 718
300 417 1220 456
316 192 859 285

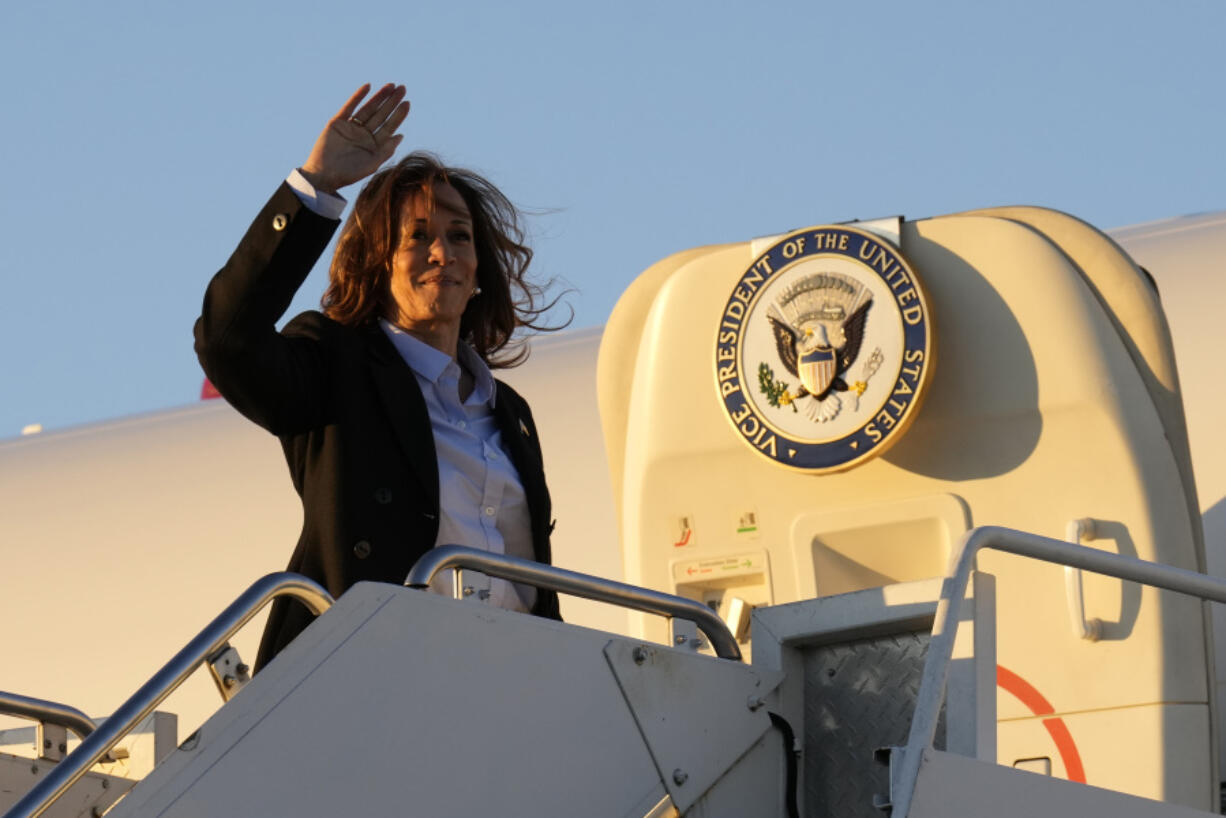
287 168 348 221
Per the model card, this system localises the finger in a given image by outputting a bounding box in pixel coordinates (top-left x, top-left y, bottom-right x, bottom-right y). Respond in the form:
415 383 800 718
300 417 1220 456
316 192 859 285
334 83 372 122
373 99 410 142
351 82 398 125
365 84 407 130
376 133 405 164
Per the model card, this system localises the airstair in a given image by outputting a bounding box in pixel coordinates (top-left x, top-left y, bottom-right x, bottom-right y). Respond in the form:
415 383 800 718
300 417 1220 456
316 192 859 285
4 202 1218 815
5 529 1226 817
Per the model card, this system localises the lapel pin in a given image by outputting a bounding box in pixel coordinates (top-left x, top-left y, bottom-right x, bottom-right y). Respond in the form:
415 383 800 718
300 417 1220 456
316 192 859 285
519 419 531 437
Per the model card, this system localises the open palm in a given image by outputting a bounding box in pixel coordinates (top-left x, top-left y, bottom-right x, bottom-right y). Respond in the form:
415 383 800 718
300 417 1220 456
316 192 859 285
301 83 409 193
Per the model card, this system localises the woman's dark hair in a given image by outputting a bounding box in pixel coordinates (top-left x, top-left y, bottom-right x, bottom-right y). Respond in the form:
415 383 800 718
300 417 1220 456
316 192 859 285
322 151 564 366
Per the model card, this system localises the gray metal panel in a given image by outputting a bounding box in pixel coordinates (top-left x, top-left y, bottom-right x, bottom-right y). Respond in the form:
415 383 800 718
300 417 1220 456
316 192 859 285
108 584 670 818
604 641 781 813
801 630 944 817
907 748 1216 818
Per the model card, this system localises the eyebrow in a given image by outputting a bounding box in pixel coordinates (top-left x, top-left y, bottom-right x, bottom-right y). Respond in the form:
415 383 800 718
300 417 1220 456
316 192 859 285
408 205 472 223
406 215 472 230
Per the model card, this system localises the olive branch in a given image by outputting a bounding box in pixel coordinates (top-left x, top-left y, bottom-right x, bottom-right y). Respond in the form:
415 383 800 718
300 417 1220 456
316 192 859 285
758 363 798 412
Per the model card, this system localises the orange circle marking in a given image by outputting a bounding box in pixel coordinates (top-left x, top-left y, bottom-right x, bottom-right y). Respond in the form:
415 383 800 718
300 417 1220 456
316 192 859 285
996 664 1087 784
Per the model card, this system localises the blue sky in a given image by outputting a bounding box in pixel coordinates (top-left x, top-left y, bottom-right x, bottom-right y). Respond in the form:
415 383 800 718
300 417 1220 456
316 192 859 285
2 0 1223 436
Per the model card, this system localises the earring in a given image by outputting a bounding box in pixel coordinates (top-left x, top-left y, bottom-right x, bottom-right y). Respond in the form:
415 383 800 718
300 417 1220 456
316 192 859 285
472 286 482 296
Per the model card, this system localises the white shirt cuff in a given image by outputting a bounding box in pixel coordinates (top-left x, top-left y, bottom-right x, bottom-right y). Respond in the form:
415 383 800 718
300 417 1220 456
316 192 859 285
287 168 348 220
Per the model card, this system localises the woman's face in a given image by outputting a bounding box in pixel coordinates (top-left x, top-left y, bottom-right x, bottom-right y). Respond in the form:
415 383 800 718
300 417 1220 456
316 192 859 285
385 182 478 340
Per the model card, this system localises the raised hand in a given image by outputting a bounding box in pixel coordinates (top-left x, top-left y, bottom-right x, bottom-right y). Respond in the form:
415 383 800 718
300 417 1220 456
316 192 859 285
300 83 409 193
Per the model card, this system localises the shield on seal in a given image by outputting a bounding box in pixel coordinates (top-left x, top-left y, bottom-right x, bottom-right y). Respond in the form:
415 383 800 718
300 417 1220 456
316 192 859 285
798 347 837 396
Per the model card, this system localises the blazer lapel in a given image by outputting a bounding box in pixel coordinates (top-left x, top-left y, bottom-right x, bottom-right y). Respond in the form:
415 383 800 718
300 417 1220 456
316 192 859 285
493 386 533 478
364 325 440 509
493 383 547 532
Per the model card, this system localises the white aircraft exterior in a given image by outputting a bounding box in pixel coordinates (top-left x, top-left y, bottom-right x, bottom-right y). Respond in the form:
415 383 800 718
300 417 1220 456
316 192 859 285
1 205 1223 813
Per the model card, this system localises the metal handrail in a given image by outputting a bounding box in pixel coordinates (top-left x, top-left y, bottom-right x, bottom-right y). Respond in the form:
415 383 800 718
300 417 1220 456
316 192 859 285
407 545 743 661
3 572 333 818
892 525 1226 817
0 691 98 741
0 691 128 763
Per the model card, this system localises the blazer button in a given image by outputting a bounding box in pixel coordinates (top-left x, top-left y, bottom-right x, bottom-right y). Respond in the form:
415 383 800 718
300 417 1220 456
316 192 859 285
374 487 393 504
353 540 372 560
272 213 289 231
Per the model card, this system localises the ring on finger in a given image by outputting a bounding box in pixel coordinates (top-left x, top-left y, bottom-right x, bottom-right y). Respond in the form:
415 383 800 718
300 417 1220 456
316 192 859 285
348 116 369 128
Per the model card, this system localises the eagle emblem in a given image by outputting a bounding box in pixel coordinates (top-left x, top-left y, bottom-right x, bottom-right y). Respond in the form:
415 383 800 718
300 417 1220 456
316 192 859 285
714 224 933 473
764 273 874 422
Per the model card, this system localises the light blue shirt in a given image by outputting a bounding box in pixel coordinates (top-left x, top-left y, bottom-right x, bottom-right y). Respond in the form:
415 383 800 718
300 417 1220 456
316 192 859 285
287 168 348 220
379 321 536 613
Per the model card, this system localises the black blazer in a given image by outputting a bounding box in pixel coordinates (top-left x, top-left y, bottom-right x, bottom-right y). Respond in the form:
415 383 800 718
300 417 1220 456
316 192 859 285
195 183 560 670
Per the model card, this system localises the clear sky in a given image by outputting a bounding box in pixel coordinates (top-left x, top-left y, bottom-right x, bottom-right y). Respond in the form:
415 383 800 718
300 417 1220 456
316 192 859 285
2 0 1223 437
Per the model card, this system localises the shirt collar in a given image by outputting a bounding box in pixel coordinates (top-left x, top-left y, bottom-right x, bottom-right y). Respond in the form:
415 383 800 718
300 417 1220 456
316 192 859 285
456 340 497 407
379 319 497 407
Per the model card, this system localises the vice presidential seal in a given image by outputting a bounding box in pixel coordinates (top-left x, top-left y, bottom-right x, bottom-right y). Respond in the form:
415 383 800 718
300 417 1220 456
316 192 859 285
714 225 934 472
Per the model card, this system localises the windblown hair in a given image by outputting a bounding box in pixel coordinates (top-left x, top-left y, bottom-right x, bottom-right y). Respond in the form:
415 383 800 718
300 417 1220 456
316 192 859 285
322 151 565 367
